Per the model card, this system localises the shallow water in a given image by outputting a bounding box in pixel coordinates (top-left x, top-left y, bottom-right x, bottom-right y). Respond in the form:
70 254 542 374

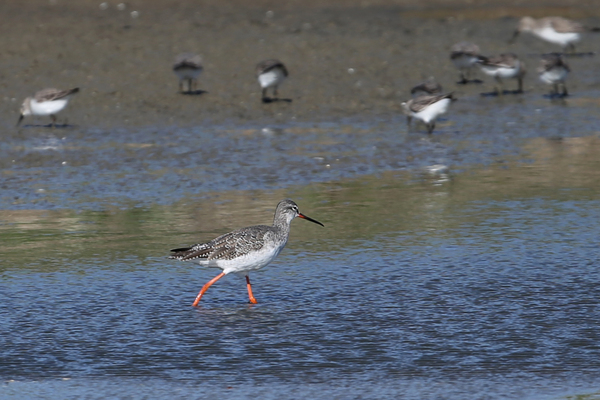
3 116 600 399
3 84 600 211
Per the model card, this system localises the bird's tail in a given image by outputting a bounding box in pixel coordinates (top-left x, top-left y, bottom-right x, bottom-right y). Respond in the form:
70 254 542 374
169 246 195 260
169 245 212 261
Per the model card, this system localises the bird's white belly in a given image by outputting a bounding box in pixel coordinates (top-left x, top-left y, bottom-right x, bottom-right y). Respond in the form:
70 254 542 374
535 28 580 46
540 69 568 84
175 67 202 80
258 69 285 88
414 98 450 124
452 55 478 70
199 244 284 275
30 98 69 116
480 64 519 79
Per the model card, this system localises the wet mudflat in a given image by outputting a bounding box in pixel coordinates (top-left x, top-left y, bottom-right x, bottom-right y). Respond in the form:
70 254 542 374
3 0 600 399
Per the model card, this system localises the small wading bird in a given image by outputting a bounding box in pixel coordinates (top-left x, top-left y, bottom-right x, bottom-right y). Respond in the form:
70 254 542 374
401 93 455 134
17 87 79 127
477 53 526 95
256 59 288 103
450 41 482 84
509 16 600 53
538 53 570 97
169 200 323 305
173 53 203 93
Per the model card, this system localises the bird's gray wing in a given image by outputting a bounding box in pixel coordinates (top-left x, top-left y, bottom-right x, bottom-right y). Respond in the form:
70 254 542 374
169 226 270 261
35 88 79 102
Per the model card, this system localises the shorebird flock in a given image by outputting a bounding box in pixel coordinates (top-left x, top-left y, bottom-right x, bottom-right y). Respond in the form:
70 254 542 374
15 15 596 132
16 55 290 126
401 15 599 134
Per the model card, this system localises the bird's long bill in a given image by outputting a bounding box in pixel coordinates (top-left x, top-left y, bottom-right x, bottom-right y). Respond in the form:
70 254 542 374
298 213 324 227
16 114 24 127
508 30 520 44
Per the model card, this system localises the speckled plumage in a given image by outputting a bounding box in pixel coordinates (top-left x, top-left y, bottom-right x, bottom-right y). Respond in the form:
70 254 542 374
170 225 282 263
170 199 323 305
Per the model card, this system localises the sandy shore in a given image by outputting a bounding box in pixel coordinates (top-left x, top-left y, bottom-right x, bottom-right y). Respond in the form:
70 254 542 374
1 0 600 128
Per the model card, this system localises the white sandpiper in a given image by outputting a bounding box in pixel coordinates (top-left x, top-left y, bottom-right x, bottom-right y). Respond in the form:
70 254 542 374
450 41 481 84
256 59 288 102
401 93 455 134
173 53 203 93
510 17 588 52
538 53 570 97
477 53 526 94
169 199 323 305
17 87 79 126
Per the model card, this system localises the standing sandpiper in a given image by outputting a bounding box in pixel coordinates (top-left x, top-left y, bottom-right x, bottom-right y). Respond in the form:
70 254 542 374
477 53 526 95
401 93 455 134
17 87 79 127
173 53 203 94
256 59 288 103
538 53 570 97
510 17 588 53
450 41 481 84
169 199 323 305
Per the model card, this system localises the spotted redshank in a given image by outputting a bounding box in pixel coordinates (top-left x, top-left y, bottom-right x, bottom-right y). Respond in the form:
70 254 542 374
169 199 323 305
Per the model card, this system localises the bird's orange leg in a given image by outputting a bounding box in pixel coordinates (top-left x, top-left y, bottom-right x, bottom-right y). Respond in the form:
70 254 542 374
246 275 258 304
192 272 225 307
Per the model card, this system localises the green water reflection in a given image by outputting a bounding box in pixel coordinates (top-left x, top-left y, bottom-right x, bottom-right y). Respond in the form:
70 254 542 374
2 135 599 272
